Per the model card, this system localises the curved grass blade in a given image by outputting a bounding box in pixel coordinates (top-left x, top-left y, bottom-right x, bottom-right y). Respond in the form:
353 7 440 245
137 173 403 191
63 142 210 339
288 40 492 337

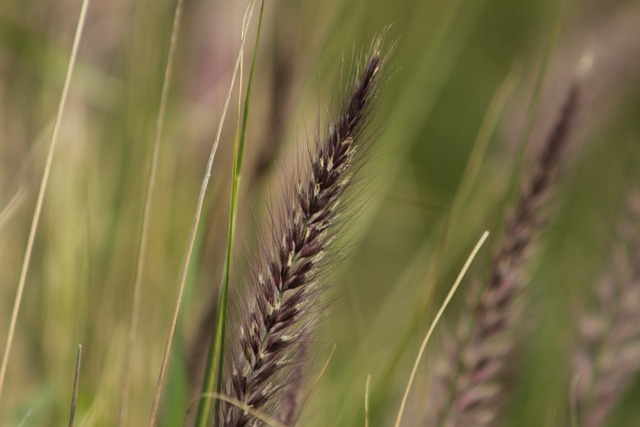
393 231 489 427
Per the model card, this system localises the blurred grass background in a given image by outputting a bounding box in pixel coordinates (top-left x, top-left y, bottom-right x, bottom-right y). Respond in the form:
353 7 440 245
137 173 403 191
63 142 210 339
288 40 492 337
1 0 640 425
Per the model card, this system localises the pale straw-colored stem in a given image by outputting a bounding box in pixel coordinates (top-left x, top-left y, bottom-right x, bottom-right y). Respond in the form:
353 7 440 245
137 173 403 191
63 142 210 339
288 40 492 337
146 4 255 425
118 0 185 424
393 231 490 427
68 345 82 427
0 0 91 405
365 374 372 427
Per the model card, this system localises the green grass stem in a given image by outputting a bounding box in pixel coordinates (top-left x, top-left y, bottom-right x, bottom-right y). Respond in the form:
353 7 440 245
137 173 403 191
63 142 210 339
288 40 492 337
194 1 265 426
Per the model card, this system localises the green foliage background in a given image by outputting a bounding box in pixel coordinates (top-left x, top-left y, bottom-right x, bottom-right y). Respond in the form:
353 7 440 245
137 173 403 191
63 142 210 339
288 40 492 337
1 0 639 425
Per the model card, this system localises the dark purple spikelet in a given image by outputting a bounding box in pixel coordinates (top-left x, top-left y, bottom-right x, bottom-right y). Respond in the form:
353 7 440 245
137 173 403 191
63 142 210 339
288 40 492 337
223 42 384 426
573 195 640 427
429 83 580 427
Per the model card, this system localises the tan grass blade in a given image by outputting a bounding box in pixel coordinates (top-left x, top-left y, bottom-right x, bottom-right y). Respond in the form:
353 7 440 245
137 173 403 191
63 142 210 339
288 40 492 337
118 0 186 424
393 231 490 427
68 345 82 427
365 374 372 427
0 0 91 404
191 393 288 427
146 3 255 425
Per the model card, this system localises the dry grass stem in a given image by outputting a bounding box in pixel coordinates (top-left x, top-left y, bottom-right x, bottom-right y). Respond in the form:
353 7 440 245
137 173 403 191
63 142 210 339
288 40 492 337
118 0 186 424
147 4 256 425
365 374 372 427
394 231 489 427
68 345 82 427
0 0 91 404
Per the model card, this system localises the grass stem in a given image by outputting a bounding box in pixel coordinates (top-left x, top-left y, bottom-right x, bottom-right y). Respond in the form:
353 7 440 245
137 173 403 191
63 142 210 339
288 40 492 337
147 4 255 425
194 2 264 425
68 345 82 427
393 231 490 427
0 0 91 405
119 0 185 424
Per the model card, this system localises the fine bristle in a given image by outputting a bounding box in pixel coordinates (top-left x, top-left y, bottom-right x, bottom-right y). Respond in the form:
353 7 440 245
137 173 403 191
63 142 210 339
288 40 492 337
223 48 384 426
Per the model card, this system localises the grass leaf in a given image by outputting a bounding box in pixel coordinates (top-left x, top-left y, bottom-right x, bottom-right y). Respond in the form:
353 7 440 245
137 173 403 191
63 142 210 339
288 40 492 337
194 1 265 425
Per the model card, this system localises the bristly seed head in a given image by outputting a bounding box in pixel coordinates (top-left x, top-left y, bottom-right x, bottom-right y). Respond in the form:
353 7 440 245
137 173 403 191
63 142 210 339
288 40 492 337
224 42 385 426
429 81 580 427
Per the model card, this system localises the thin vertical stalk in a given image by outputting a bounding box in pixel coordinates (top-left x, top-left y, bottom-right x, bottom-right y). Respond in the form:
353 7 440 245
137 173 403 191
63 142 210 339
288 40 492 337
195 2 265 425
119 0 186 424
365 375 372 427
0 0 91 404
147 4 256 425
68 345 82 427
